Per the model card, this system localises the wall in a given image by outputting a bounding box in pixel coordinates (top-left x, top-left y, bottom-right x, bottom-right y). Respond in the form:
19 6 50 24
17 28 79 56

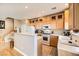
0 19 14 41
14 19 22 30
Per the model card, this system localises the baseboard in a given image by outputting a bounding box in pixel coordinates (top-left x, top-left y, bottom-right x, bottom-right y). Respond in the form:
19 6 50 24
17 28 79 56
14 47 27 56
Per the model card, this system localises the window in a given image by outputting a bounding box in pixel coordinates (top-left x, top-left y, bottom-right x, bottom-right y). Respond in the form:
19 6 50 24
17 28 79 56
0 20 5 29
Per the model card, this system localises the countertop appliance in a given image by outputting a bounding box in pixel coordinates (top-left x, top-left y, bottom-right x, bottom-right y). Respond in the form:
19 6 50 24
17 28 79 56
63 30 71 36
42 25 52 45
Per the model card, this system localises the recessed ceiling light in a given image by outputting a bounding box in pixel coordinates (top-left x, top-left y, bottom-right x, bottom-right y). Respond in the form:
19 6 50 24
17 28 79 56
25 6 28 8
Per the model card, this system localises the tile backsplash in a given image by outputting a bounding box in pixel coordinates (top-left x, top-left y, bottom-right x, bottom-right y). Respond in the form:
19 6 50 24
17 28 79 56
53 29 64 35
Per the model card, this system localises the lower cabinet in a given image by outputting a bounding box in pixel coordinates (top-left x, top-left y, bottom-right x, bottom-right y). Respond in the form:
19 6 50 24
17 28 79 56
42 44 57 56
58 48 79 56
50 36 58 47
42 35 58 56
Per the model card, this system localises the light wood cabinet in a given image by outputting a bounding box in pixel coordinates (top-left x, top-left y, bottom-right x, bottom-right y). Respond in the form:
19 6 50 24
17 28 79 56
69 3 79 29
75 4 79 29
56 13 64 29
42 36 58 56
64 9 69 29
42 45 57 56
69 4 75 29
29 12 64 29
50 36 58 47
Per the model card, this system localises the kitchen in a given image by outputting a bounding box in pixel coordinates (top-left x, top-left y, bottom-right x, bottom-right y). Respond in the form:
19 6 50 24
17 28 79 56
0 3 79 56
27 3 79 56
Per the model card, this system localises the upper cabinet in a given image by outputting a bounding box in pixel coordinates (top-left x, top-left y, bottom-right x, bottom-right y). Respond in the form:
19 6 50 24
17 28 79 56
75 4 79 29
58 14 62 19
64 9 69 29
56 13 64 29
51 16 56 20
29 12 64 29
69 3 79 29
39 19 43 21
69 4 74 29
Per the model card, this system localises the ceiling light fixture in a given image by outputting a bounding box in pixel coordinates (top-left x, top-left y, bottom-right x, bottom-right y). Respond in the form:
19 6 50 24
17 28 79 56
25 6 28 8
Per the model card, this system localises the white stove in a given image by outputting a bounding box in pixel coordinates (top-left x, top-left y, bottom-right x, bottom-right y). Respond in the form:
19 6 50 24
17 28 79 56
42 25 52 45
42 34 51 45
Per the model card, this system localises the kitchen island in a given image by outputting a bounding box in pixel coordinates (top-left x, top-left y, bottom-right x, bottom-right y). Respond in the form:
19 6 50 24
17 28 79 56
14 33 37 56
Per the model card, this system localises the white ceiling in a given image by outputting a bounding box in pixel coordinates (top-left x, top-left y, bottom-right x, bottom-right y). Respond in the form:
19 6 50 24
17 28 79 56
0 3 68 19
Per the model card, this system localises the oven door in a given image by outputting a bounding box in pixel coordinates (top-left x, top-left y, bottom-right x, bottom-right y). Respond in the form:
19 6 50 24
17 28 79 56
42 36 50 45
43 37 48 41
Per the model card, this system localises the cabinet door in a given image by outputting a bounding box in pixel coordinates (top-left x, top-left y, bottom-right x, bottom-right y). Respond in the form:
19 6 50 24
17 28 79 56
50 36 58 47
42 45 53 56
42 45 57 56
75 4 79 29
69 4 74 29
69 4 79 29
56 14 64 29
